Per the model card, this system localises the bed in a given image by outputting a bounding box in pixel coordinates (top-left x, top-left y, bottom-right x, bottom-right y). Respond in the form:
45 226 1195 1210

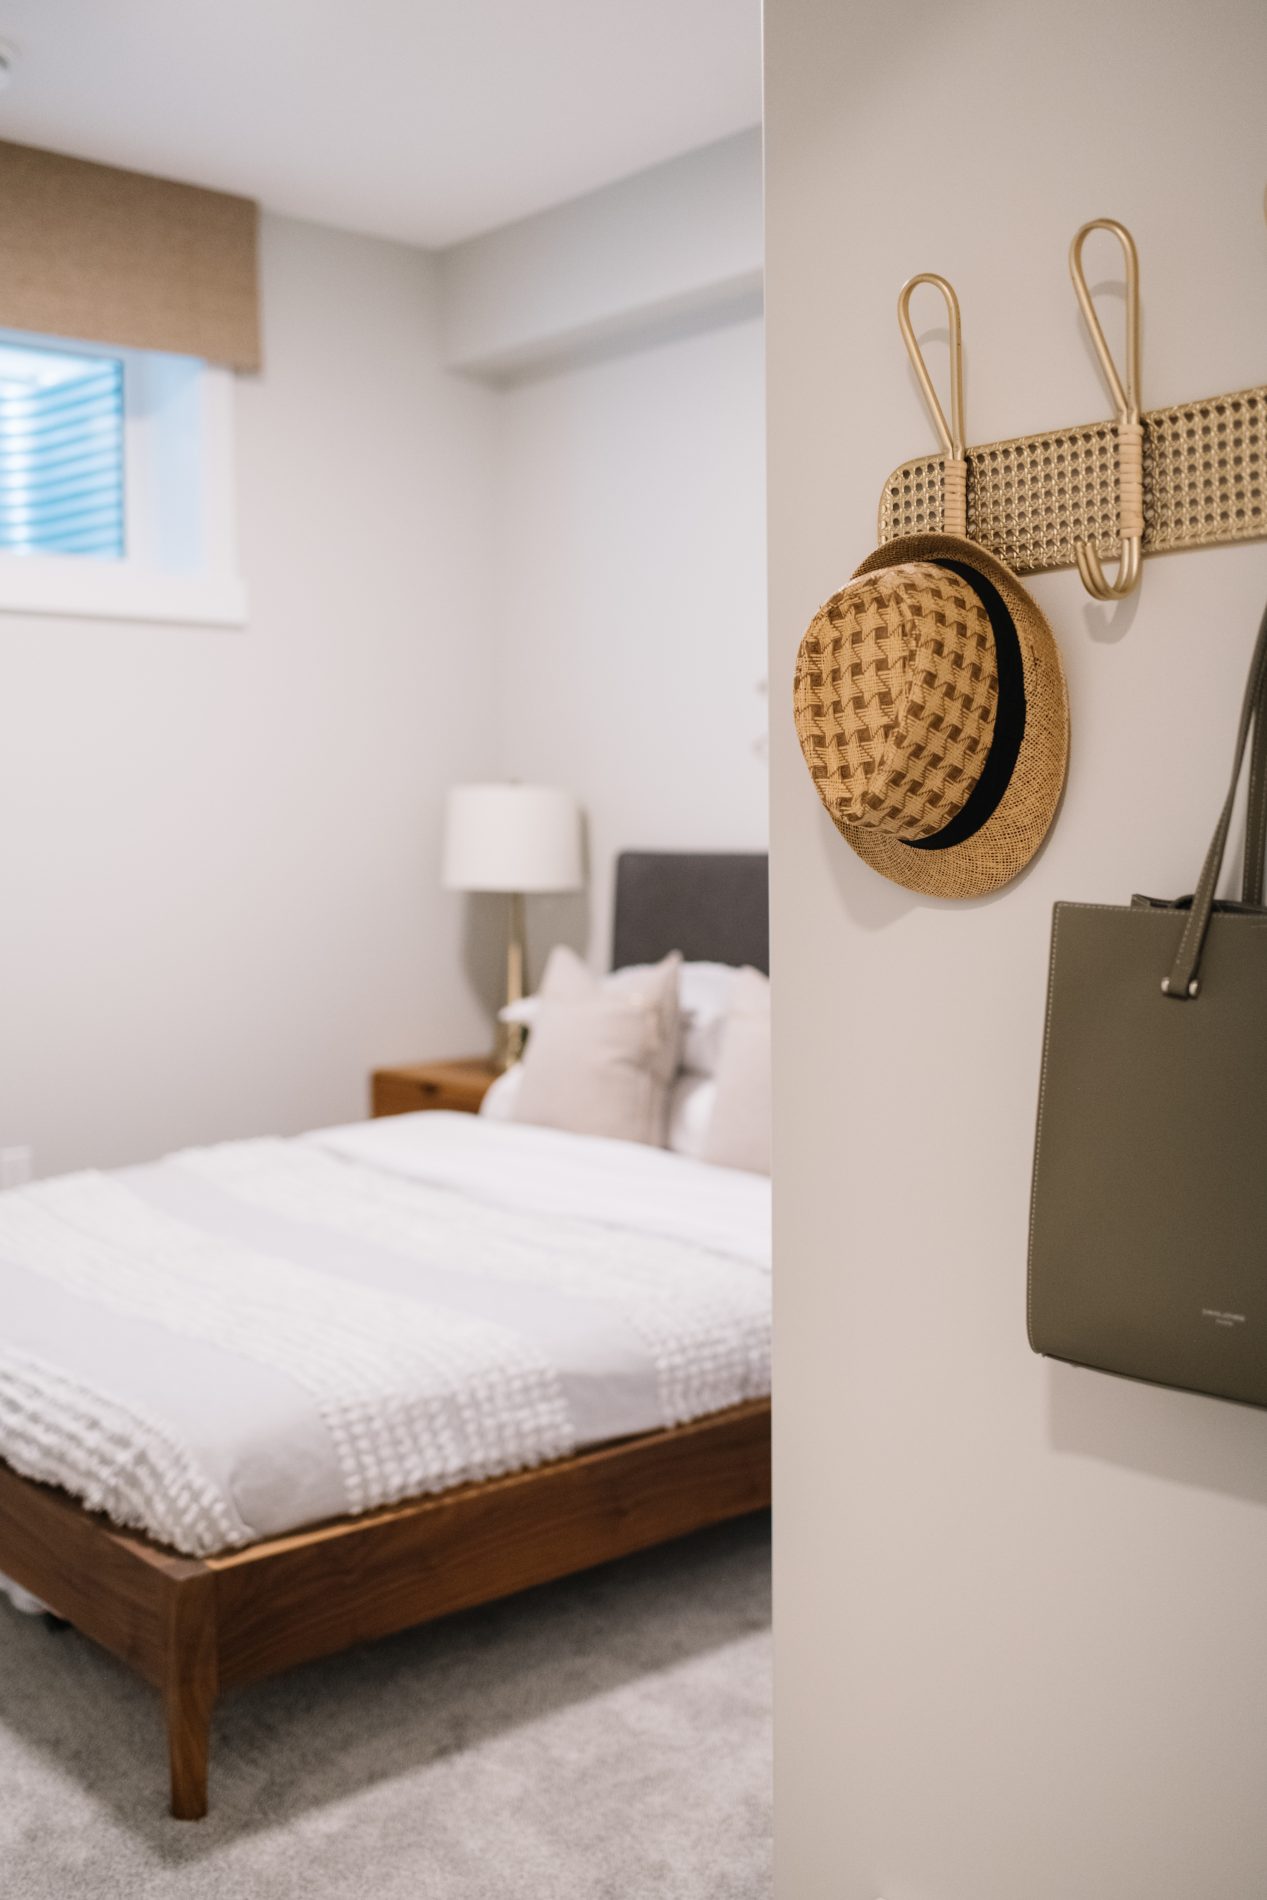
0 849 771 1818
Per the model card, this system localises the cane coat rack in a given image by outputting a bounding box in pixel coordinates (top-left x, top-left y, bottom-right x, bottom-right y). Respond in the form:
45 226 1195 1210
880 218 1267 589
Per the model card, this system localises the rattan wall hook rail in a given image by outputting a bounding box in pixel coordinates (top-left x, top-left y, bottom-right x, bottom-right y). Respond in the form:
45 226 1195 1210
879 220 1267 581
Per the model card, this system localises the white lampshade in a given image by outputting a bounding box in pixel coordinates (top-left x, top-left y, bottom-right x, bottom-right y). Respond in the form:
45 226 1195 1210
442 783 583 894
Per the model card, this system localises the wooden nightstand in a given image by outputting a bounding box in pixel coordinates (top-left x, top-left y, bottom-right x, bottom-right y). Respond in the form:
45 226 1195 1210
370 1057 499 1119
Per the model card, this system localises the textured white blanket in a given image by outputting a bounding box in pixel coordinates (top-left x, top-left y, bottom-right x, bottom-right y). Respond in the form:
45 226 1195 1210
0 1115 770 1555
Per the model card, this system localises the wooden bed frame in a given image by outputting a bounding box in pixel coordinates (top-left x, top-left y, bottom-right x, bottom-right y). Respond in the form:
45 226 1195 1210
0 850 772 1818
0 1399 769 1817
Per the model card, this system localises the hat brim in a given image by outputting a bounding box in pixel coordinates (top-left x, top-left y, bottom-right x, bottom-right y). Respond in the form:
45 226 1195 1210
833 534 1069 900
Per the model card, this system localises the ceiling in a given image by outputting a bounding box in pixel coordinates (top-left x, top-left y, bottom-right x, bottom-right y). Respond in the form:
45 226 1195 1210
0 0 762 249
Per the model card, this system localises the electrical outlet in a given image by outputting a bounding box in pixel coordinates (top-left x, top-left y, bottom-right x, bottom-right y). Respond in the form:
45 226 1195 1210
0 1145 32 1189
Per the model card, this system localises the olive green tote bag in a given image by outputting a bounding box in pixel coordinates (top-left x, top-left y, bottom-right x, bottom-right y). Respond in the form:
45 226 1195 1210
1029 599 1267 1408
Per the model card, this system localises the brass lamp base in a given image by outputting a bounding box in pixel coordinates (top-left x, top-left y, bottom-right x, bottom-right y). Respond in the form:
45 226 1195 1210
493 891 527 1073
493 1017 525 1073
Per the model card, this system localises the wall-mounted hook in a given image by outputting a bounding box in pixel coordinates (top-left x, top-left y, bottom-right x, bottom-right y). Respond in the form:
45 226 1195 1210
881 212 1267 581
1068 219 1143 600
897 273 967 536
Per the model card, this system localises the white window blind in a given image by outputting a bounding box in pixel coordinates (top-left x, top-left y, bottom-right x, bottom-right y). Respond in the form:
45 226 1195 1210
0 340 124 559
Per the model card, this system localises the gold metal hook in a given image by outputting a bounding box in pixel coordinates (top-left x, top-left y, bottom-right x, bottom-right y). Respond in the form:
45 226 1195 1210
897 273 967 534
1069 218 1143 599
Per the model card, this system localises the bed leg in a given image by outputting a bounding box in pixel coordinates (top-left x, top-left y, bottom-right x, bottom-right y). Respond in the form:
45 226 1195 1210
166 1672 213 1821
161 1567 218 1821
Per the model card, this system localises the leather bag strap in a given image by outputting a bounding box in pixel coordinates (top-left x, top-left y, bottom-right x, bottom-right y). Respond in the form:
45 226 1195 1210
1166 598 1267 998
1243 662 1267 904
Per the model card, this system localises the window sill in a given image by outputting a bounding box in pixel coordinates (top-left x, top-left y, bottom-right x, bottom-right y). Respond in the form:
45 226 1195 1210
0 558 247 629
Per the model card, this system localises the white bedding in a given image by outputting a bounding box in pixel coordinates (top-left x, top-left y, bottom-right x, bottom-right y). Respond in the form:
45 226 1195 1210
0 1113 770 1557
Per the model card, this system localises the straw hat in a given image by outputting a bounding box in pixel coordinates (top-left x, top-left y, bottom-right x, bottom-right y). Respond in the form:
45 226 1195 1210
792 533 1069 899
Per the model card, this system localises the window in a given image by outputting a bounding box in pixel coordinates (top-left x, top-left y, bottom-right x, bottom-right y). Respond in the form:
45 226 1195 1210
0 329 244 626
0 342 125 559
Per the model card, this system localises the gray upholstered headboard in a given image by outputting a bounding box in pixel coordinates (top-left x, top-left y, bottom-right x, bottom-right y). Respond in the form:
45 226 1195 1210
611 851 769 974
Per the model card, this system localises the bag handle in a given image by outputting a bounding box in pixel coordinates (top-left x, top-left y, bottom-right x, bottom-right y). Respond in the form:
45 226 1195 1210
1165 598 1267 998
1243 662 1267 905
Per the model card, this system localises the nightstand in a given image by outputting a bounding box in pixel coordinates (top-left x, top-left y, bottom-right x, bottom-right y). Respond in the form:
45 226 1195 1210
370 1056 499 1119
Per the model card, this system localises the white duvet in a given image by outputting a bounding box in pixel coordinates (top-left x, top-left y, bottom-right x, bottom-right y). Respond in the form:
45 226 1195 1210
0 1114 770 1557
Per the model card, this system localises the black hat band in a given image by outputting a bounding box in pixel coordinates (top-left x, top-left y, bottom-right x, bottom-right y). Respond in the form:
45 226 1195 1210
903 558 1027 854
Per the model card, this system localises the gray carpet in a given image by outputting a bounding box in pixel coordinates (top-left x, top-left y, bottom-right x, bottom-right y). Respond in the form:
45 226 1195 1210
0 1512 770 1900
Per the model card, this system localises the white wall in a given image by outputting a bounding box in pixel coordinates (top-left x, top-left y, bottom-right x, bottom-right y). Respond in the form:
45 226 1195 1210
767 3 1267 1897
494 312 768 973
441 128 762 381
0 212 497 1177
442 131 769 978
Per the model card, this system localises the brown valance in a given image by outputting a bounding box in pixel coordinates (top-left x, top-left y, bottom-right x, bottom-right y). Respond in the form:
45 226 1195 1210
0 141 260 371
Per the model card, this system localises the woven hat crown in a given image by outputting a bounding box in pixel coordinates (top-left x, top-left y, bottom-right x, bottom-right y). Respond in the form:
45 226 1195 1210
793 561 999 841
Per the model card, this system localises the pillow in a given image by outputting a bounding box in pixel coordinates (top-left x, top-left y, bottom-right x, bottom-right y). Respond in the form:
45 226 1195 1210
665 1073 718 1161
486 1055 721 1162
501 958 743 1077
478 1064 523 1119
507 946 682 1146
484 1036 725 1161
617 960 738 1076
700 966 771 1175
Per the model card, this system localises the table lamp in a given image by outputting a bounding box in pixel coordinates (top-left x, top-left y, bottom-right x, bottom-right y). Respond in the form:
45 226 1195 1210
442 783 584 1068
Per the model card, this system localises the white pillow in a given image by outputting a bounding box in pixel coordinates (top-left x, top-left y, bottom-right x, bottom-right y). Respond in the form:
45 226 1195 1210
507 946 682 1147
486 1026 722 1160
665 1073 718 1161
618 960 738 1076
700 966 771 1175
478 1064 523 1119
501 958 741 1077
